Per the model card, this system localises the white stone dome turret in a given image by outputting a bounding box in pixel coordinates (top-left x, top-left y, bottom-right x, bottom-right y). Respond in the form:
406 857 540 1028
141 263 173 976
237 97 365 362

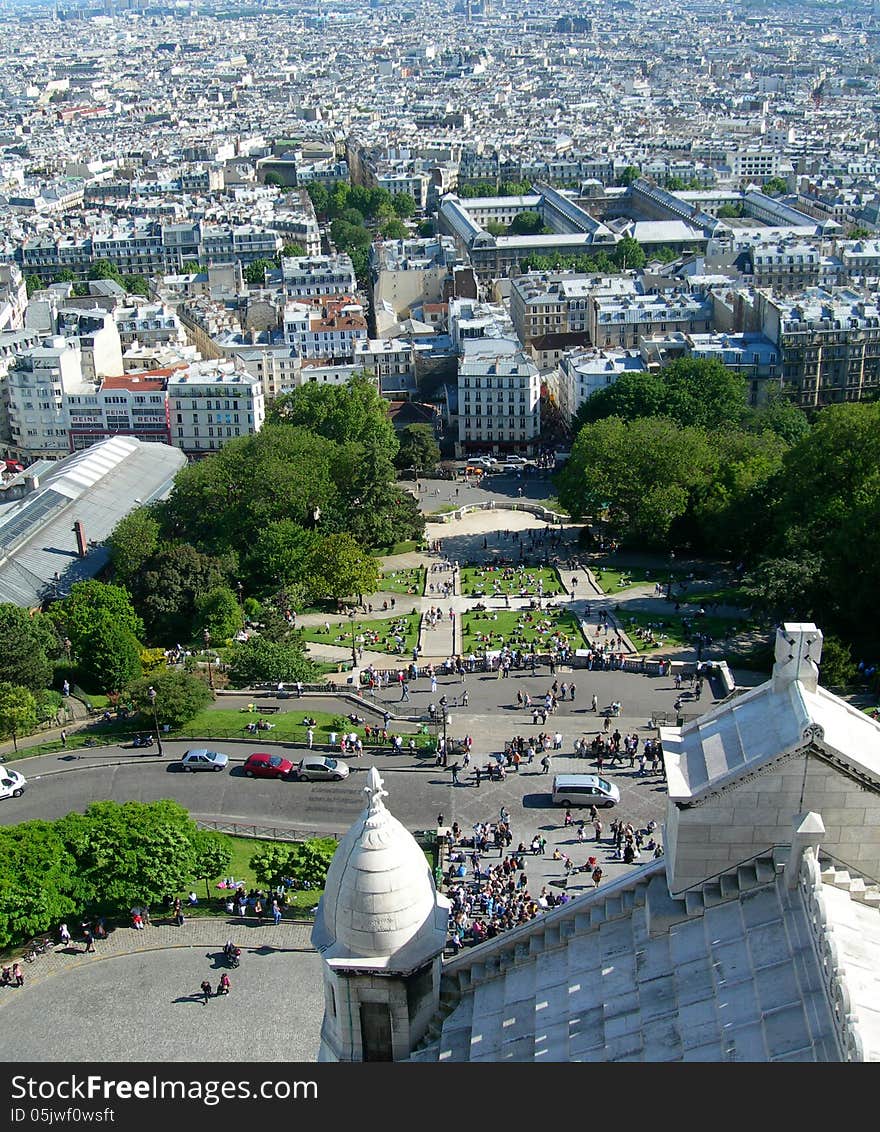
312 767 449 968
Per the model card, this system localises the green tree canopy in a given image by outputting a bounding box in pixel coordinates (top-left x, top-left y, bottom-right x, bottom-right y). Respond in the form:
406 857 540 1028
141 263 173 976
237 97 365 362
392 191 417 218
379 217 409 240
612 237 646 271
0 604 57 692
56 800 199 911
127 668 213 729
268 372 397 454
244 258 274 285
280 241 305 258
88 258 123 281
617 166 640 186
0 821 86 948
131 543 231 643
226 635 317 687
191 829 233 900
249 521 317 593
0 683 38 750
78 613 143 694
48 580 143 663
195 586 244 643
123 275 151 296
304 532 379 602
106 508 161 584
508 210 544 235
395 424 440 475
25 273 43 297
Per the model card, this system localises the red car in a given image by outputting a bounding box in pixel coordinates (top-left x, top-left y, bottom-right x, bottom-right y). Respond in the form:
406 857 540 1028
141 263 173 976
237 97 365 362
242 752 295 780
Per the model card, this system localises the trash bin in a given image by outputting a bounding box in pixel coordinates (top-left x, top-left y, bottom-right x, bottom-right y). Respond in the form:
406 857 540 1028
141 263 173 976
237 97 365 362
329 732 337 745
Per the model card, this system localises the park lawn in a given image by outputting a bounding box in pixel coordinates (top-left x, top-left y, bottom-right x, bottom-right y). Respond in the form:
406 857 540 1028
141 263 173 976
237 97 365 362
373 539 422 556
460 565 563 597
462 607 586 651
592 563 666 594
677 584 750 609
176 707 357 745
378 566 425 595
185 834 337 918
622 610 760 653
298 611 421 656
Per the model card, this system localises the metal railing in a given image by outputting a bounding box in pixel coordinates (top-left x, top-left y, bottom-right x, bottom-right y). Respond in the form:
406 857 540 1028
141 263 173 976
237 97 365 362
194 818 339 844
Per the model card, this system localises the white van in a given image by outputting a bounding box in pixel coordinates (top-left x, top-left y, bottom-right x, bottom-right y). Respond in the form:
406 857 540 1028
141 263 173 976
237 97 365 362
551 773 619 808
0 766 27 800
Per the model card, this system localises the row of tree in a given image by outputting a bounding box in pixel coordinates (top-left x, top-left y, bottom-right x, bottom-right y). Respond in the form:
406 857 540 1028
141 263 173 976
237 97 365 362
556 358 880 656
0 799 337 949
305 182 417 283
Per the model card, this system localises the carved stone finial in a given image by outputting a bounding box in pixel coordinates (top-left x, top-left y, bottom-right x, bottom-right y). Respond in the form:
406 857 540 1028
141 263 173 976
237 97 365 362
365 766 388 815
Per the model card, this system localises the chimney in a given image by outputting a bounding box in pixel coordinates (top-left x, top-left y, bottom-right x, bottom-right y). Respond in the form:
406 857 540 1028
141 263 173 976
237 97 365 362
72 519 87 558
771 623 823 694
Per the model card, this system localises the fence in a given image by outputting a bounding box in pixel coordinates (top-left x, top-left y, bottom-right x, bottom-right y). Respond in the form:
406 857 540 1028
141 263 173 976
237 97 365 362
195 818 339 844
434 500 570 526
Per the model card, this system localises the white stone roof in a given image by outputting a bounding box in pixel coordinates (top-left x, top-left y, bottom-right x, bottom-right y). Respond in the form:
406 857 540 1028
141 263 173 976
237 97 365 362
411 857 847 1062
311 768 449 971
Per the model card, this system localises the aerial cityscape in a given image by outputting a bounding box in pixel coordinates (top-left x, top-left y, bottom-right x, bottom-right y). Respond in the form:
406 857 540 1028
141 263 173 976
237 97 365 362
0 0 878 1074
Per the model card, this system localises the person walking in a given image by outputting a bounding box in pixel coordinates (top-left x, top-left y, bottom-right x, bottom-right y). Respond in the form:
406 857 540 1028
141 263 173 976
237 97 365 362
12 962 23 988
82 927 95 953
592 865 604 888
475 766 482 788
401 681 410 702
272 900 282 926
200 979 213 1005
59 922 71 948
60 729 67 748
541 754 551 774
217 972 231 996
450 763 460 785
307 727 314 749
594 819 603 841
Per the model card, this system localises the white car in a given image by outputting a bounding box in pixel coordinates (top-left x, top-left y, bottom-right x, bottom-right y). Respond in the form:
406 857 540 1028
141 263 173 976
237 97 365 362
296 755 350 782
180 749 229 772
0 766 26 799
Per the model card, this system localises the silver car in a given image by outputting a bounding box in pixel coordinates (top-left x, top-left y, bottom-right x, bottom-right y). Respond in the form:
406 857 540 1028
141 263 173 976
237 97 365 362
296 755 350 782
180 749 229 772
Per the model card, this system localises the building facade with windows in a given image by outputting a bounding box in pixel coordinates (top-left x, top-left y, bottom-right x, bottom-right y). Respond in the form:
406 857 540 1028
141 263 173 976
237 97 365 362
457 350 540 456
167 364 264 457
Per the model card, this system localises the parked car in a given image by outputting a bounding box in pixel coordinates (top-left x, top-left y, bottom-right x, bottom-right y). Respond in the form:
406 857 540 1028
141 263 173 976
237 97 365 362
180 749 228 772
295 755 350 782
0 766 26 799
243 752 296 779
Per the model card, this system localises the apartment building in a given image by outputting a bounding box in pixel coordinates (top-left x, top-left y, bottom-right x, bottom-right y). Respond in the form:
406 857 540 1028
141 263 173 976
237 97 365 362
589 289 714 350
282 254 357 300
742 241 823 292
167 364 264 457
67 373 172 450
759 288 880 407
457 349 541 456
282 297 368 360
510 272 596 358
4 338 83 461
557 349 646 422
114 302 188 349
370 237 457 333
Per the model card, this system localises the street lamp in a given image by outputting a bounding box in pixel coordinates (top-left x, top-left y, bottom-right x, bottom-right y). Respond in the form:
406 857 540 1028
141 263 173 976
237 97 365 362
203 628 216 698
348 610 358 669
147 685 163 757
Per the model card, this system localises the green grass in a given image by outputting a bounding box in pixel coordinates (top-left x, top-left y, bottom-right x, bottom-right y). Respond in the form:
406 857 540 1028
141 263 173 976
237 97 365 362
373 539 422 556
175 706 430 748
677 584 750 609
427 505 458 517
622 610 761 653
378 566 425 595
461 607 586 651
298 611 421 656
185 834 338 918
460 565 563 597
591 564 666 594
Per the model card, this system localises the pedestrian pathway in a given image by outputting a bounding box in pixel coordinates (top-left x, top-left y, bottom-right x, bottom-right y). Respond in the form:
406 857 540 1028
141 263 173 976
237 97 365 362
0 915 316 997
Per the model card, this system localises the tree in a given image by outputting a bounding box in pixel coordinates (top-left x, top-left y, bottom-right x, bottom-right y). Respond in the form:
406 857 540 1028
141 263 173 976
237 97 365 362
763 176 789 196
244 258 274 286
132 543 231 643
392 191 417 219
818 635 858 688
379 217 409 240
88 258 123 282
106 508 161 583
416 219 434 238
716 203 743 219
57 800 199 911
268 372 397 454
557 416 718 545
78 613 143 694
0 683 38 750
191 829 233 900
280 242 305 259
263 171 285 187
847 226 872 240
226 636 317 687
123 274 151 297
195 586 244 642
617 166 640 186
612 237 646 271
0 604 57 692
25 274 43 297
53 269 76 283
395 424 440 475
304 532 379 603
305 181 329 216
250 838 335 889
127 669 213 729
250 842 296 888
741 552 824 620
508 210 544 235
249 521 317 593
49 581 143 663
0 822 85 949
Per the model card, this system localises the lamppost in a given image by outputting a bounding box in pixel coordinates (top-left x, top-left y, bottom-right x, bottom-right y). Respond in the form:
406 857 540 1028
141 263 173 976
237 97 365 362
203 628 216 698
348 609 358 669
147 685 163 757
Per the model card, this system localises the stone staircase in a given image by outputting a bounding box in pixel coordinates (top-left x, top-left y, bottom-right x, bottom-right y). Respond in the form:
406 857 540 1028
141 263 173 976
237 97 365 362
682 848 788 916
819 864 880 910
